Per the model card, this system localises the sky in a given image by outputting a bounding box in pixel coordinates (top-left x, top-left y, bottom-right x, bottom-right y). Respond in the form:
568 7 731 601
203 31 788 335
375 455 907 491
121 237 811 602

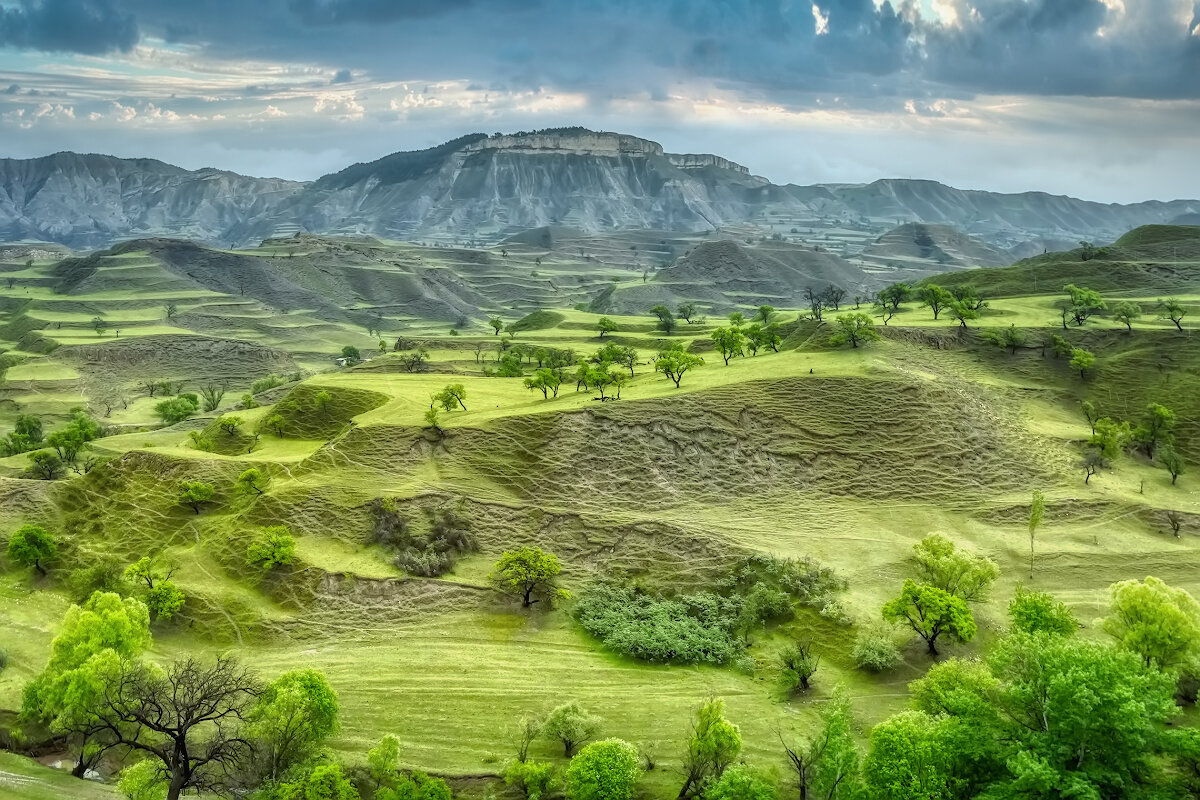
0 0 1198 203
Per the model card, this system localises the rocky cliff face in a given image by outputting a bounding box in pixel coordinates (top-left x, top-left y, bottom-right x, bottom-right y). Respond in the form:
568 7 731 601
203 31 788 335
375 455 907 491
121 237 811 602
0 130 1196 250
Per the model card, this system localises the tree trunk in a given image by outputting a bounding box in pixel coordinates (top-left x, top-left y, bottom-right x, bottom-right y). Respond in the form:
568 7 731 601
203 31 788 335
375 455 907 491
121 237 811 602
166 770 187 800
926 637 938 656
71 751 88 777
1174 319 1184 331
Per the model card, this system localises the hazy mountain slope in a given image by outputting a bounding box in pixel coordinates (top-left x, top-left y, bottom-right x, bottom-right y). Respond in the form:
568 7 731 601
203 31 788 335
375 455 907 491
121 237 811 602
860 222 1013 268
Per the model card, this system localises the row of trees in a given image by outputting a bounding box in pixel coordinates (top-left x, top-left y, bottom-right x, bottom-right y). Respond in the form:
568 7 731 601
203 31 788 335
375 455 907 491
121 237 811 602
10 409 103 480
1061 284 1188 331
1081 400 1185 485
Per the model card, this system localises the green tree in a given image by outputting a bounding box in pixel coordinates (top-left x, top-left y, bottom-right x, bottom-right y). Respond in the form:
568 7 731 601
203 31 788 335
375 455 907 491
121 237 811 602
368 733 401 788
489 316 505 335
597 317 618 338
920 285 953 320
594 342 638 376
491 547 567 608
266 413 286 437
505 758 559 800
779 638 820 692
862 710 959 800
1063 284 1106 326
1101 576 1200 669
247 525 296 570
1089 416 1130 461
728 311 745 328
704 766 776 800
236 467 268 495
199 385 225 412
118 759 167 800
1008 587 1077 637
828 312 882 348
1159 444 1185 485
1158 297 1187 331
144 583 185 621
431 384 468 411
678 698 742 798
25 450 64 480
543 700 601 757
277 763 360 800
1133 402 1175 457
6 524 57 576
1028 490 1045 580
651 304 677 334
1110 300 1142 331
524 368 562 399
911 533 999 602
756 305 776 323
746 323 782 354
315 390 333 415
177 481 214 514
1069 347 1095 378
780 684 862 800
654 343 704 388
982 324 1026 354
341 345 361 362
21 592 151 777
250 668 340 780
882 580 976 656
216 416 243 436
377 771 449 800
566 739 641 800
710 326 746 365
877 283 913 312
947 299 978 329
1079 399 1099 435
677 303 697 323
155 396 199 425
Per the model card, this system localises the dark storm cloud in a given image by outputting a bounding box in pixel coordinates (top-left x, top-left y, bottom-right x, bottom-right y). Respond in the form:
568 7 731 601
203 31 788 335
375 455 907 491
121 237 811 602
0 0 137 54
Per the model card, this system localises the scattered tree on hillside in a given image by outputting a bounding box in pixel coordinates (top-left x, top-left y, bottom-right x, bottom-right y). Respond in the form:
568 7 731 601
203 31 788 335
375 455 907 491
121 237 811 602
340 345 361 363
677 698 741 799
155 396 199 425
246 525 295 570
178 481 214 514
710 326 746 365
486 316 505 335
1133 402 1175 457
948 299 978 329
491 546 567 608
912 533 999 602
1069 347 1095 378
217 416 243 436
1081 445 1105 484
919 284 953 320
746 323 781 354
1063 284 1106 326
594 342 638 376
877 282 913 312
542 700 601 756
91 656 261 800
512 714 544 764
1079 240 1099 260
524 369 562 399
431 384 468 411
756 304 776 322
950 283 987 311
1080 399 1099 435
397 348 429 373
1028 490 1045 580
677 303 697 323
266 414 286 438
199 385 225 412
91 316 107 336
236 467 268 496
164 303 179 321
6 524 57 576
1008 586 1078 636
566 739 641 800
882 580 977 656
728 311 745 328
823 286 847 311
873 301 897 326
1153 296 1189 332
1051 334 1074 358
597 317 618 338
0 413 44 457
25 450 64 480
780 685 862 800
1159 445 1185 486
982 324 1026 354
803 286 825 321
829 312 882 348
654 343 703 388
780 638 820 692
249 669 340 781
650 304 677 334
1101 576 1200 670
1111 300 1142 331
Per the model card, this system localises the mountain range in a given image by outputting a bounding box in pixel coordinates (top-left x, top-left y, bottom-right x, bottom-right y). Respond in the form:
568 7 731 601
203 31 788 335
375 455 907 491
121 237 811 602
1 127 1197 251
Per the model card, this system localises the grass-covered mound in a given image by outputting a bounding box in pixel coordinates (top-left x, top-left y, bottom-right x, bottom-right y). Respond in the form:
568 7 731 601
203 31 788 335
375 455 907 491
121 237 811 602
508 309 566 332
257 384 389 440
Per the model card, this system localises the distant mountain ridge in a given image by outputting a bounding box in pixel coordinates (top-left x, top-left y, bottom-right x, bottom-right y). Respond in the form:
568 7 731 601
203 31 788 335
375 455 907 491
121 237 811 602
0 128 1196 250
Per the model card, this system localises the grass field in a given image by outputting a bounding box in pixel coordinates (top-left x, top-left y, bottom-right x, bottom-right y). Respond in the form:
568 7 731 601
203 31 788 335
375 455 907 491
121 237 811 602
2 227 1200 796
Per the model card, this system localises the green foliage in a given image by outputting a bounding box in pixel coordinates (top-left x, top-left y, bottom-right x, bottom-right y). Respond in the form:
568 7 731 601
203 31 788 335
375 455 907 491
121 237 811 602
155 394 199 425
566 739 641 800
1 413 45 456
882 580 976 656
1008 587 1077 637
250 374 289 395
341 345 361 362
315 390 333 415
596 317 618 337
1050 333 1074 357
755 304 776 323
237 467 269 496
368 734 401 788
543 700 602 757
911 533 999 602
523 368 562 399
1110 300 1142 330
593 342 638 375
178 480 215 514
1157 297 1187 330
851 621 901 672
1132 402 1175 457
781 684 862 800
1069 346 1095 377
745 322 782 354
1159 444 1185 485
947 299 978 329
877 283 913 311
650 304 676 334
728 311 745 328
276 764 359 800
144 582 186 621
828 312 882 348
574 583 741 664
250 668 340 780
654 342 703 388
1089 416 1129 461
863 710 962 800
704 765 776 800
217 415 244 436
6 524 57 575
489 315 505 334
504 759 559 800
779 638 820 692
376 771 451 800
919 284 953 320
117 759 167 800
710 326 746 364
431 384 467 411
25 449 64 479
247 525 296 570
266 413 286 437
200 384 226 412
981 324 1026 354
491 546 567 608
67 556 125 601
679 698 742 798
1101 576 1200 669
1063 283 1106 325
188 430 214 452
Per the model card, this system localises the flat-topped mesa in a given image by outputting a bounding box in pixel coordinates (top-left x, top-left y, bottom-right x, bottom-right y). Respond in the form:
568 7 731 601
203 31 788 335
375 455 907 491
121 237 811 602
465 131 665 156
667 153 750 175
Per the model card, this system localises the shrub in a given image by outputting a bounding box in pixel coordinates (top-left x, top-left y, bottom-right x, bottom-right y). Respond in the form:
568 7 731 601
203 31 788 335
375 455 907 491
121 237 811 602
154 395 199 425
247 526 296 570
250 374 289 395
704 765 777 800
145 582 186 621
188 431 213 452
0 648 8 674
574 584 741 664
852 620 902 672
118 759 167 800
377 772 451 800
566 739 642 800
67 557 125 601
504 759 559 800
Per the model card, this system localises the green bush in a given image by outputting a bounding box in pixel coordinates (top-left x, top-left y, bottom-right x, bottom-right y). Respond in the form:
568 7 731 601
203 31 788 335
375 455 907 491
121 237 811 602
249 374 289 395
566 739 641 800
704 765 777 800
851 620 902 672
154 395 199 424
574 584 741 664
504 759 559 800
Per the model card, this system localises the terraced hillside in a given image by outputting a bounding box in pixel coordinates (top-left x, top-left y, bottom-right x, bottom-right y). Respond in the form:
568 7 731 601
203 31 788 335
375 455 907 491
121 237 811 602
1 225 1199 798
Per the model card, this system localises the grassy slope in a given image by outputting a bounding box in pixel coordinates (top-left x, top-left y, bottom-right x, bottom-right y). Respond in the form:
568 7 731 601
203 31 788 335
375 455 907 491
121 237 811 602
1 230 1199 794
